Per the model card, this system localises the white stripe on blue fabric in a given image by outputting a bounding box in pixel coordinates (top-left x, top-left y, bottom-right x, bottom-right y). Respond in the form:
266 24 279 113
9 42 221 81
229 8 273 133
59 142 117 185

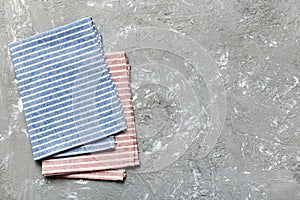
15 40 101 74
31 109 124 149
8 17 93 50
32 118 125 154
17 47 104 85
25 81 116 124
30 100 123 142
25 86 116 124
33 120 127 160
13 30 99 64
29 94 117 132
33 114 124 153
10 22 97 57
22 72 111 110
9 17 126 160
23 78 115 122
52 136 115 158
13 36 99 66
20 60 107 98
18 55 106 93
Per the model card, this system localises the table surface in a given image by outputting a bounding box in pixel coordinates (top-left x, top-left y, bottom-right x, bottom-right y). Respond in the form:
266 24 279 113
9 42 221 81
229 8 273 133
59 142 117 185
0 0 300 199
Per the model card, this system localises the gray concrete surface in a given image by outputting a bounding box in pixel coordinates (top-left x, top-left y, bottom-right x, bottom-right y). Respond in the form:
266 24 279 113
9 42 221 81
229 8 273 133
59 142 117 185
0 0 300 199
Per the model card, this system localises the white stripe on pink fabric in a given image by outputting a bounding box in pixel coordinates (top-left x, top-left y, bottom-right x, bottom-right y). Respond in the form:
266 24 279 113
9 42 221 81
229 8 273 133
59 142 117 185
59 169 127 181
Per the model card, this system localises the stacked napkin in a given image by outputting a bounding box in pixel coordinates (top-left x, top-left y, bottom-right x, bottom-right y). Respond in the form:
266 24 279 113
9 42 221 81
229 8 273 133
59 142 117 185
8 17 139 181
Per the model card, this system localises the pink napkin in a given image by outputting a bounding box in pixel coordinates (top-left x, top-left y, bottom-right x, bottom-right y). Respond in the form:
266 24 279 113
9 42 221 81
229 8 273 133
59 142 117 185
60 169 127 181
42 52 139 180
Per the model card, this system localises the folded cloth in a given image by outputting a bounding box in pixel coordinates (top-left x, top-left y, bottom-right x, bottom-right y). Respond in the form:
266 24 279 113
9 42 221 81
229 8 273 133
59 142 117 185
8 17 127 160
59 169 127 181
42 52 140 176
49 38 121 159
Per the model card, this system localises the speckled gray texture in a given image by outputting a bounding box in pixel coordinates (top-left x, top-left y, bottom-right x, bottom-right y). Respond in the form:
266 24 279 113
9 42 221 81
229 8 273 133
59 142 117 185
0 0 300 199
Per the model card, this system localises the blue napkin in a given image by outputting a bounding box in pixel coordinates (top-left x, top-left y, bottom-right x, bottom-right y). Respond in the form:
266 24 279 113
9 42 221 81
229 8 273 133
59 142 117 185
8 17 126 160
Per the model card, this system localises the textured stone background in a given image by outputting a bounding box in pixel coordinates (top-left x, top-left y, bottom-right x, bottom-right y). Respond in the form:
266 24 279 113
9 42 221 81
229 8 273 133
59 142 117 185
0 0 300 199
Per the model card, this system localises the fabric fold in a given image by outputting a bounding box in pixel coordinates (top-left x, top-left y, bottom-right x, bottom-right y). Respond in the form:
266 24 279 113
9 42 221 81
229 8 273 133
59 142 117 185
59 169 127 181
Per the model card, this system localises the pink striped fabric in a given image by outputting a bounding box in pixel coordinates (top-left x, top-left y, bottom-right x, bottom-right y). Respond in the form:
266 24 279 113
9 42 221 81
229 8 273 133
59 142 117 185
60 169 127 181
42 52 139 180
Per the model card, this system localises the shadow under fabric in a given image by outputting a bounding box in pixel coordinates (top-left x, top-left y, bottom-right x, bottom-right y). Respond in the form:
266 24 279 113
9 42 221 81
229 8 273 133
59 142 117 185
42 52 140 181
8 17 127 160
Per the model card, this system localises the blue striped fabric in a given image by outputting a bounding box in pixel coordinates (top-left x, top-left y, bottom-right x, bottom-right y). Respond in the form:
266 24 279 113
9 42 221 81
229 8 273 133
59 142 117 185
50 34 122 158
51 136 115 158
8 17 127 160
